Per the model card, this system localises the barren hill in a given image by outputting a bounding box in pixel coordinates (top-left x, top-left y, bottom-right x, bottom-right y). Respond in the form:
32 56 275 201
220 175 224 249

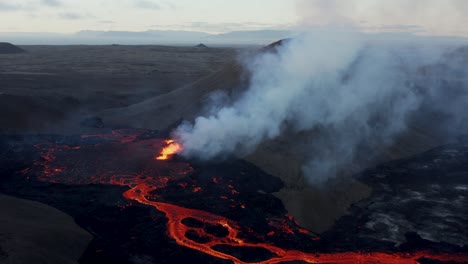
0 42 25 54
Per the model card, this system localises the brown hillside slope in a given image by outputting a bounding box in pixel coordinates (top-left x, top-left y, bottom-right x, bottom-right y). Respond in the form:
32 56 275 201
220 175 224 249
100 61 247 130
0 45 238 134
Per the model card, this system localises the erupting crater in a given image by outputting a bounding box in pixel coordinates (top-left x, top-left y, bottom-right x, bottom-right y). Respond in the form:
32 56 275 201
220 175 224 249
156 139 183 160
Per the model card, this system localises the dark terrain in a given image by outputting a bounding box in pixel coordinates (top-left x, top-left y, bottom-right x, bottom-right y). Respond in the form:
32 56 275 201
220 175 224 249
0 43 25 54
0 43 467 263
0 129 466 263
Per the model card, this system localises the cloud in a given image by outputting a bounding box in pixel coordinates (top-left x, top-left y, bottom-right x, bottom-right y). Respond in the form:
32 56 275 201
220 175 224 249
0 0 61 12
134 0 161 10
296 0 468 36
151 21 294 34
0 2 25 12
99 20 115 24
370 24 426 33
163 1 176 10
58 12 93 20
41 0 62 7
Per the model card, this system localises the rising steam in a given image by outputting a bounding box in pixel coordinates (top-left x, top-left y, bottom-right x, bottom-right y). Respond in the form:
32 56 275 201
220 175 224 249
174 31 467 183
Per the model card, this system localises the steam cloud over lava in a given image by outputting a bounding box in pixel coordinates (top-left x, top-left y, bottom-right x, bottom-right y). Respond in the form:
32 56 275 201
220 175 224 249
174 30 468 183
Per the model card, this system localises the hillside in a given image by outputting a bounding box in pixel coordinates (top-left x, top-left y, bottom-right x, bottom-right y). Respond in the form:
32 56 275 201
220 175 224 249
0 42 25 54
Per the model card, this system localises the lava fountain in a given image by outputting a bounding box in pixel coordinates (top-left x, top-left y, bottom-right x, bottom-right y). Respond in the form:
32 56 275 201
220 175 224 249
156 139 183 160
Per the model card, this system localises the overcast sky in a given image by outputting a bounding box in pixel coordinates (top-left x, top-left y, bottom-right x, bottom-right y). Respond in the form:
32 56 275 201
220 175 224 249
0 0 296 33
0 0 467 36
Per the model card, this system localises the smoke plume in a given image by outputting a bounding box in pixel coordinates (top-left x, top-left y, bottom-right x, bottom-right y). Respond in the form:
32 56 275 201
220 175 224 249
296 0 468 36
174 28 468 184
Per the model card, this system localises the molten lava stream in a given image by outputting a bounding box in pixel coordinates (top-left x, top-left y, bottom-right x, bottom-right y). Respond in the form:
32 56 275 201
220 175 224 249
32 134 468 264
123 184 467 264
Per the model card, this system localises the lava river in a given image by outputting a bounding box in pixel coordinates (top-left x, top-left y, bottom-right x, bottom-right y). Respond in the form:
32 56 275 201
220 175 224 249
24 129 467 264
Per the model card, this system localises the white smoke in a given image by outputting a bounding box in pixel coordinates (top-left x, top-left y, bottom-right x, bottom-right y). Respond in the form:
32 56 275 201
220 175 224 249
296 0 468 37
175 32 362 158
173 12 468 183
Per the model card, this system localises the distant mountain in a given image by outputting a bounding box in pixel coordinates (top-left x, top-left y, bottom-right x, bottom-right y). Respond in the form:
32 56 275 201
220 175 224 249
194 43 208 48
213 30 296 42
0 42 25 54
74 30 294 44
0 30 295 45
76 30 211 40
1 30 467 46
209 30 296 44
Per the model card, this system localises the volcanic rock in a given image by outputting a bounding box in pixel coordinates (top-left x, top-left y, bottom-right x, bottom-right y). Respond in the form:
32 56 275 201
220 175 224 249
2 40 467 239
80 116 104 128
100 40 468 233
100 60 247 130
0 131 466 263
0 45 236 134
0 194 92 264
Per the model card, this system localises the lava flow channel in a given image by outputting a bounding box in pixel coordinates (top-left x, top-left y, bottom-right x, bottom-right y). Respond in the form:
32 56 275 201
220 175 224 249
123 183 468 264
28 131 468 264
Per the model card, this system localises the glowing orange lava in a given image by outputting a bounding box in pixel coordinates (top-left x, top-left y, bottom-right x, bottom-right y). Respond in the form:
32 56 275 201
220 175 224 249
156 139 183 160
123 183 468 264
28 132 468 264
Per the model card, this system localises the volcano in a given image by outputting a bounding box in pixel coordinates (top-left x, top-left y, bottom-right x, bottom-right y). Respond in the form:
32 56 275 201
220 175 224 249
1 37 467 263
97 40 468 235
0 129 467 263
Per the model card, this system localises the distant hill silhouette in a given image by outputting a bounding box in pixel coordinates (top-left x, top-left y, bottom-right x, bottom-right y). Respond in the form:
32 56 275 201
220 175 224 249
0 42 25 54
194 43 208 48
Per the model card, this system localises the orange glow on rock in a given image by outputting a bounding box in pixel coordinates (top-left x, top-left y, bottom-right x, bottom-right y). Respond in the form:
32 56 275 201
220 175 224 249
156 139 183 160
28 132 468 264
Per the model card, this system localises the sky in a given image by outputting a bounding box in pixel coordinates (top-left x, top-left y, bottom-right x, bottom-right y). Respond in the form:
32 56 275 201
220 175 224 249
0 0 467 37
0 0 296 33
